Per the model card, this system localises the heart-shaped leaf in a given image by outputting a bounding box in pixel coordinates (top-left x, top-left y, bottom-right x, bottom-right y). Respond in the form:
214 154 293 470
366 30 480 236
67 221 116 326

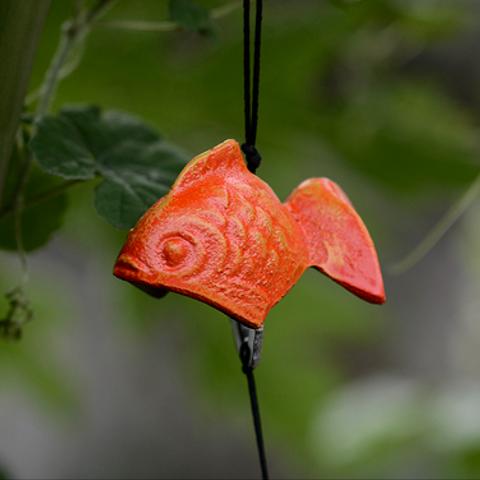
95 141 188 229
30 106 161 180
30 105 188 229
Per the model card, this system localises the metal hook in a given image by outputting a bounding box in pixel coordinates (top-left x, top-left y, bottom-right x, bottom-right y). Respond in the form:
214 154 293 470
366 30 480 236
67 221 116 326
231 319 264 369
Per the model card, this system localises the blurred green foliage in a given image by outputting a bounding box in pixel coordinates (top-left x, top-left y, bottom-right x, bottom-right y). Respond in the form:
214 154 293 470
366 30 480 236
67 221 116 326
0 271 77 412
0 149 68 251
1 0 480 478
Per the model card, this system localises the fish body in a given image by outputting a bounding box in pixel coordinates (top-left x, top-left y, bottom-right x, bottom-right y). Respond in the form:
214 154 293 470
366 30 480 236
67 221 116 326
114 140 385 328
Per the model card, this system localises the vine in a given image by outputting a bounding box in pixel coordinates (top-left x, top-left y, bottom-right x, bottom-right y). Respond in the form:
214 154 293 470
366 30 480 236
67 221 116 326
0 0 240 339
1 0 116 339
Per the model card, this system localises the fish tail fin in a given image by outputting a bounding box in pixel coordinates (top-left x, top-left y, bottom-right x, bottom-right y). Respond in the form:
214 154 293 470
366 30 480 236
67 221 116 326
285 178 385 304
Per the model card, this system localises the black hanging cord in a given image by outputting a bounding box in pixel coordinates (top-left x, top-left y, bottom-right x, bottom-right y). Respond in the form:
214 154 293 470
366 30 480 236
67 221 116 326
240 341 269 480
242 0 263 174
238 1 269 479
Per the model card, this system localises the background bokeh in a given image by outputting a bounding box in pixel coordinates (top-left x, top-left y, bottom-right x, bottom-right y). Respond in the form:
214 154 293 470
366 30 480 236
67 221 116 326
1 0 480 478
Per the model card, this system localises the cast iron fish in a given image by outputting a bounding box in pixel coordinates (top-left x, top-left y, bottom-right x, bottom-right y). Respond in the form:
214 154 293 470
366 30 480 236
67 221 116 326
114 139 385 328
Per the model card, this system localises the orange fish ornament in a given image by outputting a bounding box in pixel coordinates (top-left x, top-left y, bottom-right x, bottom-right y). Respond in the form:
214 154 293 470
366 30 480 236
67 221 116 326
114 139 385 329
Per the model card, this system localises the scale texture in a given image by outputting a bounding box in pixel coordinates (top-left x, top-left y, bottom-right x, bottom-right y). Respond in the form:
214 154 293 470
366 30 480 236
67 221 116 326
114 139 385 328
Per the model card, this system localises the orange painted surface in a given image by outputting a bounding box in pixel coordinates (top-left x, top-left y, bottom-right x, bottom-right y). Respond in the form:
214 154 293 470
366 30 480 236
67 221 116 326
114 140 385 329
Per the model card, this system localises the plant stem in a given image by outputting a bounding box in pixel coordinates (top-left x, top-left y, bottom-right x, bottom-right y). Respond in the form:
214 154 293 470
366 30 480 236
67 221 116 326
14 158 29 284
389 173 480 275
211 1 241 20
85 0 115 24
98 19 178 32
35 0 116 121
97 1 240 32
22 0 116 193
10 0 115 276
0 0 51 208
35 26 78 121
1 0 115 339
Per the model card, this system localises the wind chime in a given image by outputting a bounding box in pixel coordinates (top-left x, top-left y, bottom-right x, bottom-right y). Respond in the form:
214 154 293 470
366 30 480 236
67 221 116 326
113 1 385 478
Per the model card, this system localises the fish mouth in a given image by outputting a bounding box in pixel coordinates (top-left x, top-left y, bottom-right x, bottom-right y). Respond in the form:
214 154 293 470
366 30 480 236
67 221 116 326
113 255 168 299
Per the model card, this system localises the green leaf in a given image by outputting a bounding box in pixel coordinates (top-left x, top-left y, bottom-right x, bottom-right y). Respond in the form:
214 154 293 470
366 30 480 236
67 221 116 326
30 105 161 180
30 113 97 179
168 0 213 34
0 148 68 252
30 105 188 229
94 141 187 229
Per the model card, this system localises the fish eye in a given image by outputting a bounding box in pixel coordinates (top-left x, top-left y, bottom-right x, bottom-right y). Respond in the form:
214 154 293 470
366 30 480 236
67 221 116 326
161 237 190 267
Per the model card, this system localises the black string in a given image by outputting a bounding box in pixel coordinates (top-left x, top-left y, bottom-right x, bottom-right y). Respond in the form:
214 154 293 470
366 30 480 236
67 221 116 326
240 342 269 480
242 0 263 174
239 2 268 478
